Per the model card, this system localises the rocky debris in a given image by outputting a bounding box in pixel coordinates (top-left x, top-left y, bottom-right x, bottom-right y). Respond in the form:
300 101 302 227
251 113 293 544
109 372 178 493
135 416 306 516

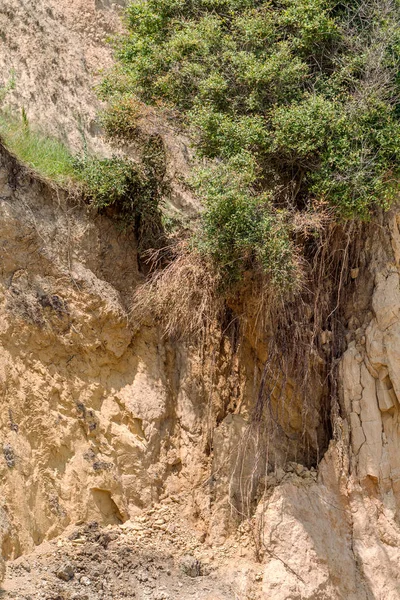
20 560 31 573
3 517 246 600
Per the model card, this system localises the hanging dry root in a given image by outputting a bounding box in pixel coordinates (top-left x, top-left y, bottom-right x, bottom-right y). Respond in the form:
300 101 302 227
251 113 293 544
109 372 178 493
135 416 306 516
131 240 224 339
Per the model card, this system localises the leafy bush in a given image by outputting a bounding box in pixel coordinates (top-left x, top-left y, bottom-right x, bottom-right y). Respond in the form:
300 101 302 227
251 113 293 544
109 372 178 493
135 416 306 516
101 96 143 140
73 153 164 249
194 153 296 286
100 0 400 285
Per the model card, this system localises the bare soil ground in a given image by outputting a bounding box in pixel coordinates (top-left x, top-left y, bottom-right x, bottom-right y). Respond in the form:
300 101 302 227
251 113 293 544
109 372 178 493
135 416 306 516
2 500 261 600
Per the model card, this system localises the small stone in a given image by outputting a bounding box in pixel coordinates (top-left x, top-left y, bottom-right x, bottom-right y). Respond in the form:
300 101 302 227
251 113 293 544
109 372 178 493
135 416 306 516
196 531 206 543
179 555 201 577
20 559 31 572
56 562 75 581
81 576 91 586
128 523 145 532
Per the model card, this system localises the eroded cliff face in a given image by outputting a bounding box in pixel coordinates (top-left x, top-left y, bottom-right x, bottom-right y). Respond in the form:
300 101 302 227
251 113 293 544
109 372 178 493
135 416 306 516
338 217 400 599
2 1 400 599
2 137 400 600
248 216 400 600
0 145 212 551
0 142 328 566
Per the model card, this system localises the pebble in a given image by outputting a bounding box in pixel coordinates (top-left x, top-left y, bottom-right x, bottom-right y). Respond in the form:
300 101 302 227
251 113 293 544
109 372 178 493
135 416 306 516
56 562 75 581
179 555 202 577
121 522 144 531
20 560 31 573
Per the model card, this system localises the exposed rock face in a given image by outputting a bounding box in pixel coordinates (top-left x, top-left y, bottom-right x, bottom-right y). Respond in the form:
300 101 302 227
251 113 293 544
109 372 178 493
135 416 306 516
2 1 400 598
251 215 400 600
0 143 328 557
0 145 138 555
338 216 400 599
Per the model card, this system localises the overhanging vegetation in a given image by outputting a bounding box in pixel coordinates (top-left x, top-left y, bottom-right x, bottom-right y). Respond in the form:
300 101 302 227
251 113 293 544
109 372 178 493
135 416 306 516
100 0 400 286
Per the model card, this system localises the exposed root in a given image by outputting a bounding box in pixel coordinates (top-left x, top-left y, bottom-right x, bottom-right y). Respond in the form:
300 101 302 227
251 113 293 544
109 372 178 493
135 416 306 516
131 219 367 527
131 240 224 339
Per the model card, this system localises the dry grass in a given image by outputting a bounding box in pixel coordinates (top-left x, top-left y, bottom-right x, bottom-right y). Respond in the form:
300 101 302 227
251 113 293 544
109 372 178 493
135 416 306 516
131 216 357 355
131 240 224 339
228 220 364 497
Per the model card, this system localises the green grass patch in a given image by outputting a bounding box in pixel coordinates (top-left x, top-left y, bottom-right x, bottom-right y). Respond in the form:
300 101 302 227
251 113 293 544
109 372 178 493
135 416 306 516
0 112 77 184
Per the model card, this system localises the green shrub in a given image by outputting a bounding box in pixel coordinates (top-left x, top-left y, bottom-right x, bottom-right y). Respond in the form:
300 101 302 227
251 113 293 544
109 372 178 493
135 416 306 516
73 153 164 249
194 153 296 285
98 0 400 283
101 96 143 140
73 155 140 208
